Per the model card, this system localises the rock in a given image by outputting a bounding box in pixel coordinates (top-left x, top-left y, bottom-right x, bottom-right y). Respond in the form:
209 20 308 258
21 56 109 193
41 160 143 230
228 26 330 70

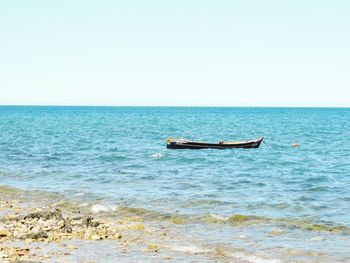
23 209 64 221
169 216 185 224
146 244 159 253
57 220 66 229
83 216 100 227
310 236 325 242
25 239 33 244
14 247 30 256
91 234 102 240
114 233 122 239
49 232 63 242
287 248 304 256
20 231 48 240
83 228 94 240
0 229 12 239
159 231 167 236
61 223 73 233
266 230 288 237
0 251 9 259
68 245 77 250
309 251 322 257
128 223 145 231
228 214 249 223
71 230 85 239
4 214 17 221
213 247 226 256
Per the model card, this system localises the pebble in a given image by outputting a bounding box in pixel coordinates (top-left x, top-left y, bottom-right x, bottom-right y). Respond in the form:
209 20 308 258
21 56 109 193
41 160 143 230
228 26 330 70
310 236 325 242
266 229 288 237
68 245 77 250
0 229 12 238
146 244 159 253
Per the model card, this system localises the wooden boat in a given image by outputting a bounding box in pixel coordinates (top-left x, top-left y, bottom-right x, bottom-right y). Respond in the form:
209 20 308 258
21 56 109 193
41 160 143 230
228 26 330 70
166 137 264 149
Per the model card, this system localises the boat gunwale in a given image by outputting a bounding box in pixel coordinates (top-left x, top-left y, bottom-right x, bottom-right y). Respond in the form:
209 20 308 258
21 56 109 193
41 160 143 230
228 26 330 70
166 137 264 149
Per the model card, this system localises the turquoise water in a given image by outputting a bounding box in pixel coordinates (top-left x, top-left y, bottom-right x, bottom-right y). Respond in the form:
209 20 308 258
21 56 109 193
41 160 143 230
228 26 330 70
1 106 350 260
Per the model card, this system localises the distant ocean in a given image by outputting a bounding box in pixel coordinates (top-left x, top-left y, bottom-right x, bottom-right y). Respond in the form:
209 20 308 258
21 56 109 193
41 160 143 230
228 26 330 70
1 106 350 261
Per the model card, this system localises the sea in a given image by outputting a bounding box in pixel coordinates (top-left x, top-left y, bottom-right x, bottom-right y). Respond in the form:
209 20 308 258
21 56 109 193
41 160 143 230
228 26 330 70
0 106 350 262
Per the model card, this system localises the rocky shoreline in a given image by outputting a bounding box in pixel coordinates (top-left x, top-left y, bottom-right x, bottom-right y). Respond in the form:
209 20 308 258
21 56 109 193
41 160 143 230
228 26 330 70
0 204 154 262
2 185 350 263
0 186 227 263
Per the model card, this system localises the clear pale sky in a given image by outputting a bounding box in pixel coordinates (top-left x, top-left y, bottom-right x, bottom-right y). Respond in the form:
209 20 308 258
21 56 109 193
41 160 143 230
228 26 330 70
1 1 349 106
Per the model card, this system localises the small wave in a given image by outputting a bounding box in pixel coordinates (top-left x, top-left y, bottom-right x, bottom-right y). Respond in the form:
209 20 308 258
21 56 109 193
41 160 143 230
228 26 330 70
116 206 164 218
149 152 163 158
202 214 228 223
229 252 282 263
209 214 228 221
167 244 281 263
227 214 269 224
91 204 116 213
73 192 85 197
167 244 210 254
97 154 131 162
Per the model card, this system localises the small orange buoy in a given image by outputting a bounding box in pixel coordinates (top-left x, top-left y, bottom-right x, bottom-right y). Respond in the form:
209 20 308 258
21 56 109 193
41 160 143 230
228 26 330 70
291 143 300 148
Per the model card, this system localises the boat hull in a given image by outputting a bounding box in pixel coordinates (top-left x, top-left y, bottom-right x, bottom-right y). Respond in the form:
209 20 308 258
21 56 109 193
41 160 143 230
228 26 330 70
166 137 264 149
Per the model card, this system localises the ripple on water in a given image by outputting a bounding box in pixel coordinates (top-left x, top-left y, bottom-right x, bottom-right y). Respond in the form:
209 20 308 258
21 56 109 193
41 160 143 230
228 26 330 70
97 154 132 162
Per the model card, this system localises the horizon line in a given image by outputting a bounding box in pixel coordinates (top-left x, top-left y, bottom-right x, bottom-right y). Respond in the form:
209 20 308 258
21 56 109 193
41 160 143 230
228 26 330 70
0 104 349 109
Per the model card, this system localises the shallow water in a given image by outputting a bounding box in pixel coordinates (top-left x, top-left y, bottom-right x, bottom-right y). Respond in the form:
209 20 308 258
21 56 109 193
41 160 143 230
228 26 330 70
1 106 350 261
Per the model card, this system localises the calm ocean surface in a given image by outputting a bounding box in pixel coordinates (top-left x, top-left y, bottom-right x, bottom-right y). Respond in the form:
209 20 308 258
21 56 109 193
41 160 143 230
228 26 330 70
1 106 350 261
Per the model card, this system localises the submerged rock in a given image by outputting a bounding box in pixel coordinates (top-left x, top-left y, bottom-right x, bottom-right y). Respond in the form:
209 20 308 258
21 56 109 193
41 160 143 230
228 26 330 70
22 209 64 221
68 245 77 250
13 247 30 256
20 231 48 240
0 229 12 239
310 236 325 242
213 247 226 257
228 214 249 223
169 216 185 224
145 244 159 253
82 216 100 227
266 229 288 237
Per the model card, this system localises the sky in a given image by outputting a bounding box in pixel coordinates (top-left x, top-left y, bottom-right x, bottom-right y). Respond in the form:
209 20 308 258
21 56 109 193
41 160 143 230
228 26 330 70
0 1 349 107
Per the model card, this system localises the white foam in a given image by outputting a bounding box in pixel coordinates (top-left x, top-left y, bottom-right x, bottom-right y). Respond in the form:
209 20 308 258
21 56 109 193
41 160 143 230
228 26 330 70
209 213 228 221
167 243 281 263
229 252 282 263
168 244 210 254
91 204 116 213
149 152 163 158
